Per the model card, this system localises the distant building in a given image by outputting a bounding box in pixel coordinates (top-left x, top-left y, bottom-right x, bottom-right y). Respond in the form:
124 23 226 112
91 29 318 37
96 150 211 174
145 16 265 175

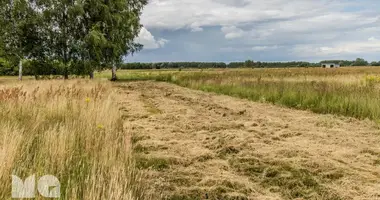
321 63 340 68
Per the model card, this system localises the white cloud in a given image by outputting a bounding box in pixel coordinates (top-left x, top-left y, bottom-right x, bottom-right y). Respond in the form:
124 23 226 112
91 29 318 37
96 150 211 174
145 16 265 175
141 0 368 30
261 13 379 34
135 27 168 49
221 26 244 39
131 0 380 62
212 0 251 7
292 39 380 57
189 22 204 32
191 27 204 32
368 37 379 41
252 45 280 51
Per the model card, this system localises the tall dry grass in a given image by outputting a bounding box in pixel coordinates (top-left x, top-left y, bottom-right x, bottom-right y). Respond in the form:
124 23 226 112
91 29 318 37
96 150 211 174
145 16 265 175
0 80 147 199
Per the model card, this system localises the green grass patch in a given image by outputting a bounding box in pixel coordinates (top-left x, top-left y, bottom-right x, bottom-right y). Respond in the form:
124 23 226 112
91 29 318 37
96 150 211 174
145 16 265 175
135 155 172 171
229 158 342 199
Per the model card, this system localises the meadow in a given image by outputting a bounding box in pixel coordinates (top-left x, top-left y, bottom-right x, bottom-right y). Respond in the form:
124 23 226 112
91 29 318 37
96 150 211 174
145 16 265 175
2 66 380 199
0 80 148 199
102 67 380 122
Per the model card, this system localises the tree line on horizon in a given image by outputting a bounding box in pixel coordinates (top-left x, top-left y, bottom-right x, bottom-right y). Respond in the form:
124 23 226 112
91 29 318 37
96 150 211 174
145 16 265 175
0 0 148 80
117 58 380 70
1 57 379 76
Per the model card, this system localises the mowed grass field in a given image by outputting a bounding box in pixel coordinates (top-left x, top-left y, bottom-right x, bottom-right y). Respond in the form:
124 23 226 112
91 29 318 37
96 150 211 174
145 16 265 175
100 67 380 122
1 67 380 199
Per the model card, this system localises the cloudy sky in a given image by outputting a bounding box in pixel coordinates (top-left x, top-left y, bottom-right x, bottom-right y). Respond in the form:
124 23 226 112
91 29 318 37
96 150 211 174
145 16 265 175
129 0 380 62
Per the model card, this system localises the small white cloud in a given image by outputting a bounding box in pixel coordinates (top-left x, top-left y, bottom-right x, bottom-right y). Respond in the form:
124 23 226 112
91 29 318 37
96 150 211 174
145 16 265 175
252 45 279 51
135 27 168 49
319 47 333 52
157 38 169 46
368 37 379 41
191 27 204 32
189 22 204 32
221 26 244 39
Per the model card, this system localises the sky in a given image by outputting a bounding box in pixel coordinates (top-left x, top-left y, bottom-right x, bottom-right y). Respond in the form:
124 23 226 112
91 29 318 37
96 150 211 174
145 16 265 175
129 0 380 63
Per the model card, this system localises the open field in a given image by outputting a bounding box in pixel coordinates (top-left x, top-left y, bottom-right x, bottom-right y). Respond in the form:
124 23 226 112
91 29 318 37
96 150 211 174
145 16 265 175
122 81 380 199
102 67 380 121
2 67 380 199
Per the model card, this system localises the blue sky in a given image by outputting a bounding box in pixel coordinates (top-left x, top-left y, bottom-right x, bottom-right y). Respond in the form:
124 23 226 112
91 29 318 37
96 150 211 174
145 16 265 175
129 0 380 63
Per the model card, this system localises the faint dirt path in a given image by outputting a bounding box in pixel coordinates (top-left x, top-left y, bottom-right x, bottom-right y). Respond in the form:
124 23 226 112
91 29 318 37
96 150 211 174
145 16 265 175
117 81 380 200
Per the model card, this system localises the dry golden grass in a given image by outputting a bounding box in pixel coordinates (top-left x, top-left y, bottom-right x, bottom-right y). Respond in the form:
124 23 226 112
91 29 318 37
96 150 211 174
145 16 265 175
0 80 148 199
121 81 380 200
107 67 380 122
3 66 380 199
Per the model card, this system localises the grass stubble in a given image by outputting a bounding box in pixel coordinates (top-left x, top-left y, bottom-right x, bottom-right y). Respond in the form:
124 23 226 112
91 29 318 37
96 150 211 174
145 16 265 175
110 67 380 122
121 81 380 200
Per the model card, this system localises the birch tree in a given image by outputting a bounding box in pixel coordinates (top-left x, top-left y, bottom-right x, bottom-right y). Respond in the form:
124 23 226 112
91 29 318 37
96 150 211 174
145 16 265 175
1 0 147 80
0 0 43 80
81 0 147 81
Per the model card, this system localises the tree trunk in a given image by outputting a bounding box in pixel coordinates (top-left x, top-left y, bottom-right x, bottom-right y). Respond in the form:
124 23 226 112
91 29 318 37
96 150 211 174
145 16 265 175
89 71 94 79
18 59 23 81
111 65 117 81
63 66 69 80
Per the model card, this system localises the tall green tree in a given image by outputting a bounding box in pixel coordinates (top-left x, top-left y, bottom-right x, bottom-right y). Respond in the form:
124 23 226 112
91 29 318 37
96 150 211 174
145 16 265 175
81 0 147 80
353 58 369 66
244 60 254 68
1 0 147 79
40 0 86 79
0 0 44 80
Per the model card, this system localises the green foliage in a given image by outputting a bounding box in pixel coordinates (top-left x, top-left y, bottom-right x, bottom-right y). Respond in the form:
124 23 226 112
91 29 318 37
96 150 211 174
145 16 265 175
0 57 16 75
0 0 148 78
80 0 148 80
120 62 227 70
352 58 369 66
23 59 65 76
0 0 45 59
115 59 378 70
120 61 319 69
244 60 254 67
371 61 380 66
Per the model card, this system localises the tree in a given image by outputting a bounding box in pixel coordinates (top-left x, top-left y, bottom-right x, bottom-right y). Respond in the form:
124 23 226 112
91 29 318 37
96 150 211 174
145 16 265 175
0 0 44 80
39 0 86 79
81 0 147 81
244 60 254 68
19 0 148 80
370 61 380 66
352 58 368 66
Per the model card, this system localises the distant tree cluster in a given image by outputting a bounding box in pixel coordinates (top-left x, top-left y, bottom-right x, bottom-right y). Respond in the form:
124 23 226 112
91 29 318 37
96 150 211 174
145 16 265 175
320 58 373 66
229 61 318 68
370 61 380 66
120 62 227 69
117 58 378 70
120 61 320 69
